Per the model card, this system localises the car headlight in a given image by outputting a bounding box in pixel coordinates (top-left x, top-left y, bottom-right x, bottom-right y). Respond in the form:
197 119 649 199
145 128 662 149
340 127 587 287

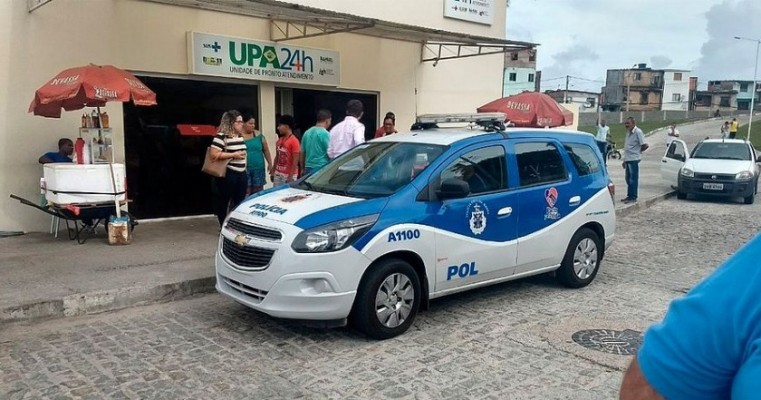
292 214 378 253
736 171 754 180
680 168 694 177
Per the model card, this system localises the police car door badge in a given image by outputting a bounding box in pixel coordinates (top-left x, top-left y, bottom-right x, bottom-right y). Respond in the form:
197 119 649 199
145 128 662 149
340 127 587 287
467 201 489 235
544 187 561 220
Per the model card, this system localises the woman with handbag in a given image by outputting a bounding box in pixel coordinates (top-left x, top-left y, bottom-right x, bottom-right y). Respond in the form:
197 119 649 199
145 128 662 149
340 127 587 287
241 113 273 195
209 110 247 226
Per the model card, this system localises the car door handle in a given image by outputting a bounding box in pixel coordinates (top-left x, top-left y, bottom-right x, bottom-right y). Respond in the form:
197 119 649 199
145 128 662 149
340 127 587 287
497 207 512 216
661 159 667 163
569 196 581 206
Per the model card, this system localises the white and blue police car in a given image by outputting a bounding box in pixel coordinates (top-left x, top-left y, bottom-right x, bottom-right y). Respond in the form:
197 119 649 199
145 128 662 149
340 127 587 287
215 113 616 339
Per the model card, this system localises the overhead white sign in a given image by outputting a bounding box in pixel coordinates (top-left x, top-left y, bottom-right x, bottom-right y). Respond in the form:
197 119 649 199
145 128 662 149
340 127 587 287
444 0 495 25
187 32 340 86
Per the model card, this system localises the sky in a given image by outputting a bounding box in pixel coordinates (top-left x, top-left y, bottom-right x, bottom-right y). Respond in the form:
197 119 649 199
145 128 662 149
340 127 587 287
505 0 761 93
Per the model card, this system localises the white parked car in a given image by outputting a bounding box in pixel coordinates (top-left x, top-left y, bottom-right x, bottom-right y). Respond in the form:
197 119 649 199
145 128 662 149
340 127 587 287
661 139 761 204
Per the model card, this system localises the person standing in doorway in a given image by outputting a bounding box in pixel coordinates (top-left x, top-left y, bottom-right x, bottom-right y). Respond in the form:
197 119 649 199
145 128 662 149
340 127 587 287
300 109 332 176
271 114 301 185
665 123 680 147
241 113 273 195
209 110 247 226
730 117 739 139
595 117 610 160
621 117 649 204
374 112 398 138
327 99 365 159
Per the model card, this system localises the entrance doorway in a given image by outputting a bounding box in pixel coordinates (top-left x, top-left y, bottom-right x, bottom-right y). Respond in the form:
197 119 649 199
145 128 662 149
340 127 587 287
287 88 378 141
123 76 258 219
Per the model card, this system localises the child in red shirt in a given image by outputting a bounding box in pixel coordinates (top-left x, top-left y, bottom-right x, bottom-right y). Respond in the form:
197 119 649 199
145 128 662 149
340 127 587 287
272 115 301 185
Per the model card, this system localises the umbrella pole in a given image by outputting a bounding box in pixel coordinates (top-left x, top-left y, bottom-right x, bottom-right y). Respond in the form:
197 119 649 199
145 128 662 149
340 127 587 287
99 106 121 219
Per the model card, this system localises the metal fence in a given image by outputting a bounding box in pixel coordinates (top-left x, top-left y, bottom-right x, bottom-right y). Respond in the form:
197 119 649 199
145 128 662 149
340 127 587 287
577 110 749 127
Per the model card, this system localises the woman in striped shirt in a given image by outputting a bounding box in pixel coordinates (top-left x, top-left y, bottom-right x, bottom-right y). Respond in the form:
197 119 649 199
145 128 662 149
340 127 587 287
209 110 247 226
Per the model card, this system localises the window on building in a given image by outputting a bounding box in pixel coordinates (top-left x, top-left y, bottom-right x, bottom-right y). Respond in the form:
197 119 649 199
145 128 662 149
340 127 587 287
741 83 749 92
515 142 568 187
563 144 601 177
652 76 661 86
528 73 535 82
633 72 642 81
586 97 597 107
440 146 507 195
528 52 536 62
720 96 731 107
509 73 517 82
673 72 682 81
672 93 682 102
511 52 519 61
640 91 649 105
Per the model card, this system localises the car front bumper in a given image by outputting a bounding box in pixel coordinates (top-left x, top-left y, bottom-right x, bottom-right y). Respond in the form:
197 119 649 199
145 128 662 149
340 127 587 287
678 175 756 198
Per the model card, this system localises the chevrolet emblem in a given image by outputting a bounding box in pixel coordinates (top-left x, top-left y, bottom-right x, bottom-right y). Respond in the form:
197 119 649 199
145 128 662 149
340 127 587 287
234 234 248 247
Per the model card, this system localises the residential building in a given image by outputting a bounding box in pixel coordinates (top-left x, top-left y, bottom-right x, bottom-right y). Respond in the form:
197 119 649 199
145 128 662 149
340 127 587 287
661 69 691 111
694 80 759 113
2 0 535 231
502 48 538 96
601 64 664 111
544 90 600 112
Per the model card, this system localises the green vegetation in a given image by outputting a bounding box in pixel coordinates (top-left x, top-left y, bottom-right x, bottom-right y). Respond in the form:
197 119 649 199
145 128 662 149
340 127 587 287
737 122 761 149
579 119 698 147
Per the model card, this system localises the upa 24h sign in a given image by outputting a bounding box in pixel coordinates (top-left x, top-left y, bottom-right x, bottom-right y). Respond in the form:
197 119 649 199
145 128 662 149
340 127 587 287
188 32 340 86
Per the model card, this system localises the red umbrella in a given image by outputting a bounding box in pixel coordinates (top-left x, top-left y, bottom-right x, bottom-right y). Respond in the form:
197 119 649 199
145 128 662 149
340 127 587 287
477 92 574 128
28 64 157 118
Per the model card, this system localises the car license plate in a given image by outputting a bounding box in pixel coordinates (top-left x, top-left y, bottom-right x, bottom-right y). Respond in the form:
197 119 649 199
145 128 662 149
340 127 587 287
703 183 724 190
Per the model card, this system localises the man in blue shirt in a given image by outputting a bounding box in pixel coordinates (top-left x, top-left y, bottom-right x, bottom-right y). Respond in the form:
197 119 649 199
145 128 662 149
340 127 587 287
621 117 648 203
38 138 74 164
620 233 761 399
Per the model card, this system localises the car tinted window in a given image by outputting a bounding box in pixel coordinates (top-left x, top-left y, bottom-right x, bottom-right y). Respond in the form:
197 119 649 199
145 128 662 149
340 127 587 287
440 146 507 195
515 142 568 186
691 142 751 160
666 142 686 159
564 143 601 176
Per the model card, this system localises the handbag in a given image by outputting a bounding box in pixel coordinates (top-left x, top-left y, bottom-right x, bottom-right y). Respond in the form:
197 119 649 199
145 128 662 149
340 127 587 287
202 138 230 178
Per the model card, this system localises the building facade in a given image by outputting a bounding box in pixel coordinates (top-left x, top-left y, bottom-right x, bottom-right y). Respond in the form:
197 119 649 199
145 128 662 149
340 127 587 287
694 80 759 113
2 0 532 231
544 90 600 112
661 69 691 111
601 64 664 112
502 48 538 96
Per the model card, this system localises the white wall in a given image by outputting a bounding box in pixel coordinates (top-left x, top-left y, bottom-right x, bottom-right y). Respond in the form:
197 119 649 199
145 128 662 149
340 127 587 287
662 71 690 111
502 67 536 96
0 0 504 232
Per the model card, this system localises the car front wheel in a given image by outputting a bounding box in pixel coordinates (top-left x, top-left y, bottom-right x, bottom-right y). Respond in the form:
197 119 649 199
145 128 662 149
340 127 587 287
557 228 602 288
352 259 421 340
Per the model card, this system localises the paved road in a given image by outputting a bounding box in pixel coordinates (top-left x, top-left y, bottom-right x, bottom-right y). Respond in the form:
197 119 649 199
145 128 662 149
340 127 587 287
3 193 759 400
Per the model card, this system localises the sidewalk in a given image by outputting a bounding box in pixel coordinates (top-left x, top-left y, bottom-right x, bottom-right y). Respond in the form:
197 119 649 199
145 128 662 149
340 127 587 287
0 117 746 323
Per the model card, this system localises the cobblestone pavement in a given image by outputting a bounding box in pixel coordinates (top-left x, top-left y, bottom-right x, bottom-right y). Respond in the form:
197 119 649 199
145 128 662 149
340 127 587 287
2 196 760 399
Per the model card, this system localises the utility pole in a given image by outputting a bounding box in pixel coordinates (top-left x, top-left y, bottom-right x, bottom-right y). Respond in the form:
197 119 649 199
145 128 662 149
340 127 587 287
563 75 570 104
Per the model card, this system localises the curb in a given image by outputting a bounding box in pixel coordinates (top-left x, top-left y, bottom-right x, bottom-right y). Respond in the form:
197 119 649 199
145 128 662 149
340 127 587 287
615 190 676 218
0 276 217 323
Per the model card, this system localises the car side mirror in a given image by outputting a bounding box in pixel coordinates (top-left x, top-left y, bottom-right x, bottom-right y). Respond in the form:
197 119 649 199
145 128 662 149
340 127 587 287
437 178 470 200
756 155 761 163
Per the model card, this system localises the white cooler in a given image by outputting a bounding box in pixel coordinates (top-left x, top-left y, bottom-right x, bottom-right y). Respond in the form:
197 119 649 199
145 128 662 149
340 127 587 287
43 163 126 205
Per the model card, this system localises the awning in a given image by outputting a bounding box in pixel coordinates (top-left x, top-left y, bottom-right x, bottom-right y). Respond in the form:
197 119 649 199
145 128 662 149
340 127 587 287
142 0 536 63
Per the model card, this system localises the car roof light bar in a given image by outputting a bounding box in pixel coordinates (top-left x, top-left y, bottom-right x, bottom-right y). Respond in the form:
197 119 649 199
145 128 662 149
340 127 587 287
413 113 507 132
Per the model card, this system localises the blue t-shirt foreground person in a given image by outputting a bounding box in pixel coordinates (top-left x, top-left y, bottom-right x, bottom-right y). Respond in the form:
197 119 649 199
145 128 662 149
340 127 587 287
620 233 761 399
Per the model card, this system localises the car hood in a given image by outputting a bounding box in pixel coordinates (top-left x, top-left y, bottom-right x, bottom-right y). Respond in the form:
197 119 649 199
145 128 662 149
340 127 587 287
231 187 362 225
684 159 754 174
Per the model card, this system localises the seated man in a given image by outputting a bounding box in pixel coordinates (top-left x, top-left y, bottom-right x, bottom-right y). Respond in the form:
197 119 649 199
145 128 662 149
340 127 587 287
39 138 74 164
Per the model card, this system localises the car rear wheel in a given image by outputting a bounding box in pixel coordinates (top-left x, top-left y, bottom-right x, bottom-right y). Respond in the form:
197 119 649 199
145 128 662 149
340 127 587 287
557 228 602 288
351 258 421 340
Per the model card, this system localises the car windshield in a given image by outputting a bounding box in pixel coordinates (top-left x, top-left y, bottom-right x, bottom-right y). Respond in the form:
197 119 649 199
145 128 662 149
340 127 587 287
296 142 447 199
691 142 751 161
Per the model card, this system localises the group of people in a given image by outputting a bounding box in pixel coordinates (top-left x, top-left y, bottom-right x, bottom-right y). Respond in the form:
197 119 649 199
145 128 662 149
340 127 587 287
210 99 398 225
720 117 739 139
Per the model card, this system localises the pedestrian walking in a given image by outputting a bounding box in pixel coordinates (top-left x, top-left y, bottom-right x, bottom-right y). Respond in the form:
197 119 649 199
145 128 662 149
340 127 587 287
374 111 398 138
209 110 247 226
619 232 761 400
729 117 738 139
595 117 610 160
300 109 332 175
271 115 301 185
665 123 680 147
621 117 649 203
241 113 273 195
327 99 365 159
721 121 730 139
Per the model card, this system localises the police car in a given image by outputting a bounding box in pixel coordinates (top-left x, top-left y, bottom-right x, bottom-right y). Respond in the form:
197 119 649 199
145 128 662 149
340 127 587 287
215 113 616 339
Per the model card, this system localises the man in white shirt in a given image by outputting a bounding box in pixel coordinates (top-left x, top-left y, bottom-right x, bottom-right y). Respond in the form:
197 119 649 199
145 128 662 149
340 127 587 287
665 123 680 147
596 117 610 159
327 99 365 159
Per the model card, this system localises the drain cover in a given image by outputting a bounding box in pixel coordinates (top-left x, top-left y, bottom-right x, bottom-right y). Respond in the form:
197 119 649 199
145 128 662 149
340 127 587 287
572 329 643 355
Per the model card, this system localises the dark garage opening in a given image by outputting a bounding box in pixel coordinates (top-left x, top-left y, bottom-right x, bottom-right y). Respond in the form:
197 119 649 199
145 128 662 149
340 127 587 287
123 76 258 219
290 89 378 141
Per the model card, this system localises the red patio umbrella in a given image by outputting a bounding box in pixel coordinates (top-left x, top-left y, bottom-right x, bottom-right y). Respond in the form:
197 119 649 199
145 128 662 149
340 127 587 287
28 64 157 118
477 92 574 128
